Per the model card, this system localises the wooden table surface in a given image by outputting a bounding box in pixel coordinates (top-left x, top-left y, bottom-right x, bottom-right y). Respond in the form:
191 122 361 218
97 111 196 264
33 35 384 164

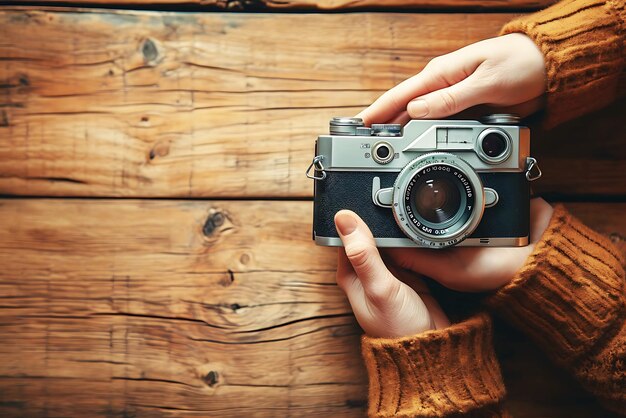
0 2 624 417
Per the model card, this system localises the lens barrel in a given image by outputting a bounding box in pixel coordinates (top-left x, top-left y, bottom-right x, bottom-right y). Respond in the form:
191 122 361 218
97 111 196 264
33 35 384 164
391 153 485 248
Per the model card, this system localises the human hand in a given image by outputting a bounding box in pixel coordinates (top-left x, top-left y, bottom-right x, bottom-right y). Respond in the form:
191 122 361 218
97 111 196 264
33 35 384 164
334 210 450 338
382 198 554 292
357 33 546 125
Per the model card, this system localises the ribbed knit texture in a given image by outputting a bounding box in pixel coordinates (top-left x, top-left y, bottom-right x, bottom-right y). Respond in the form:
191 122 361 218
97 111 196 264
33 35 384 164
487 205 625 413
361 313 507 417
500 0 625 128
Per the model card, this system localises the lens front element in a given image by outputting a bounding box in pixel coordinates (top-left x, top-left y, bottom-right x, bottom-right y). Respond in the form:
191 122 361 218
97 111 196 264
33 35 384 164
413 174 463 225
391 153 485 248
405 163 474 238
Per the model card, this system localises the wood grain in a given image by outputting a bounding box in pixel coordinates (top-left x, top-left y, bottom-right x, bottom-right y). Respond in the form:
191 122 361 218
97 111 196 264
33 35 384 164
2 8 623 198
0 198 624 417
3 0 557 11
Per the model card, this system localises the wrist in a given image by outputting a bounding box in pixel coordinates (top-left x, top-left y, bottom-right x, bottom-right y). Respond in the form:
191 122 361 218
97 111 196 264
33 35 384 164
362 313 506 417
485 205 624 365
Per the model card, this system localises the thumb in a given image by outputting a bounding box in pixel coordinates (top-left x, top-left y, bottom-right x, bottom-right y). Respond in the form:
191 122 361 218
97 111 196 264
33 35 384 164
407 74 488 119
334 210 398 303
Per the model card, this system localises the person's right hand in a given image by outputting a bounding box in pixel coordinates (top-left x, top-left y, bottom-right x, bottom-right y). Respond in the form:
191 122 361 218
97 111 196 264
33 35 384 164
382 198 554 292
357 33 546 125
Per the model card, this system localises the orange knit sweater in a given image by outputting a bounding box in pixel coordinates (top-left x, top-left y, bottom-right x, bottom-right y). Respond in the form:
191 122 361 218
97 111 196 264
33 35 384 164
361 1 626 416
502 0 625 128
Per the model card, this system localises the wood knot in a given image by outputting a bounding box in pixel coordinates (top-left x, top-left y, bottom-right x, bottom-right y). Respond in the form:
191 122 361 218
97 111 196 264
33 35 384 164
230 303 241 311
148 141 169 161
141 38 161 65
201 209 234 248
203 371 219 387
219 269 235 287
203 212 225 237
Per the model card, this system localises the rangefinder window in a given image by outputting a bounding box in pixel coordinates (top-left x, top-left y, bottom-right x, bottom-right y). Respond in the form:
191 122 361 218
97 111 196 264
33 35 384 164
477 128 512 164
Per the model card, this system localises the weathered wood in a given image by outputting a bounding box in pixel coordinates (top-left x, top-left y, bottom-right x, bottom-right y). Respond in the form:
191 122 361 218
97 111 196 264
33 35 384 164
0 199 624 417
4 0 557 11
0 199 363 417
2 8 623 198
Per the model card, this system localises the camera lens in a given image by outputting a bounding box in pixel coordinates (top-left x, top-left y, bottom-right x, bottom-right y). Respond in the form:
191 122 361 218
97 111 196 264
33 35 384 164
481 132 507 158
414 177 461 224
404 162 478 241
372 141 394 164
391 153 484 248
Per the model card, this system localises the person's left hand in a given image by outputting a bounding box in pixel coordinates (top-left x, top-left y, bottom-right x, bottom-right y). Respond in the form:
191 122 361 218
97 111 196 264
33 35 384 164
335 210 450 338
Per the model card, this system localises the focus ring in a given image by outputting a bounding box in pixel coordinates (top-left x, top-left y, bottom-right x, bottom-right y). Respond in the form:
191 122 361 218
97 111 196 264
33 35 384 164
391 152 485 248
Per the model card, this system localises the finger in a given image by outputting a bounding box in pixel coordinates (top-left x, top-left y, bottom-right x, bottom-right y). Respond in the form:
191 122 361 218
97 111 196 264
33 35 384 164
389 267 450 329
382 248 451 282
334 210 397 301
407 73 491 119
358 49 483 125
388 110 411 126
357 71 445 125
336 248 358 293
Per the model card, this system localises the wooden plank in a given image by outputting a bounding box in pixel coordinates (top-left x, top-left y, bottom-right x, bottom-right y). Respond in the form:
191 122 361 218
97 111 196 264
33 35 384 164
0 198 624 417
4 0 558 11
2 9 622 199
0 199 363 417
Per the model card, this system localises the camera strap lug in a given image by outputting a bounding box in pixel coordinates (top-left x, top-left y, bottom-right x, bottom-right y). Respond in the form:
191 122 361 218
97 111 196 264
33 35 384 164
306 155 327 180
525 157 542 182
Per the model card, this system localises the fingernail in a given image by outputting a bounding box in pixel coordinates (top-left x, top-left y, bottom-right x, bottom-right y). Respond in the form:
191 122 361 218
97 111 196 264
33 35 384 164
335 211 358 236
408 99 429 118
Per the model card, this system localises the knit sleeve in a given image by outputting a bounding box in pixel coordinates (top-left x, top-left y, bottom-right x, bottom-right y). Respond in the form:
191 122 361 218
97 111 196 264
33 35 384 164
361 313 509 417
486 205 625 413
500 0 625 128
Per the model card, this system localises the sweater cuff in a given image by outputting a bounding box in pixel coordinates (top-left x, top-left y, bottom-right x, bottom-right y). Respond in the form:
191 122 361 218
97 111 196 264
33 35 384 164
500 0 625 128
486 205 625 366
361 313 505 417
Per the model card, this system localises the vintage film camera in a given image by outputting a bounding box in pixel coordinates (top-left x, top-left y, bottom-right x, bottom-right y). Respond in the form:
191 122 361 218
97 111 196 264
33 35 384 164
307 115 542 248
